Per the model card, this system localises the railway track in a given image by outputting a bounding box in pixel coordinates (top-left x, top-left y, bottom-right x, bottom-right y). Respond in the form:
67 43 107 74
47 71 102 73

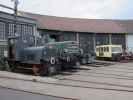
101 66 133 71
87 62 133 71
3 61 133 83
58 71 133 81
76 69 133 78
87 64 133 71
93 68 133 73
73 69 133 80
68 61 133 80
3 61 133 79
1 61 133 96
86 62 115 67
77 67 133 76
63 66 133 79
0 86 75 100
1 73 133 93
3 61 115 76
56 77 133 89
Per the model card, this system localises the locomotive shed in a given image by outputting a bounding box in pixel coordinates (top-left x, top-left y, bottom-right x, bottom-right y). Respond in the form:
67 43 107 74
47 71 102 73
1 61 133 100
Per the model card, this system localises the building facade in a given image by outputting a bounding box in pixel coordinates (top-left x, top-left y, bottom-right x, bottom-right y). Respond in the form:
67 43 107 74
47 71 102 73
21 12 133 53
0 11 37 56
38 29 126 53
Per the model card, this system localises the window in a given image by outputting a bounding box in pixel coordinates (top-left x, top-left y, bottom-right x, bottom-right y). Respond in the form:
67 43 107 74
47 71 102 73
104 47 106 52
28 26 33 35
112 47 122 53
9 23 15 37
0 22 5 40
107 47 109 52
100 47 104 52
16 24 21 36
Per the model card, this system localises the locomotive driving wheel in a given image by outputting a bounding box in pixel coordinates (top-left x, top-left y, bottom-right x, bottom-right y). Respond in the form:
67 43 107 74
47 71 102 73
32 64 57 76
32 65 40 76
8 61 17 72
46 57 59 76
32 64 47 76
47 64 57 76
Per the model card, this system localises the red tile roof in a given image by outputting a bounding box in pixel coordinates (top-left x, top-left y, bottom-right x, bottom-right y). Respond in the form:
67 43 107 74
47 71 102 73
20 12 133 33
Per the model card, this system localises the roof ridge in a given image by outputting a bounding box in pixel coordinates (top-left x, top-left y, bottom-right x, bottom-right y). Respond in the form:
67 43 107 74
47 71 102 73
20 11 133 21
20 11 133 33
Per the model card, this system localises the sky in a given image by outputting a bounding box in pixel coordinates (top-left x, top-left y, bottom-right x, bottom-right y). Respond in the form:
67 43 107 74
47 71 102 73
0 0 133 19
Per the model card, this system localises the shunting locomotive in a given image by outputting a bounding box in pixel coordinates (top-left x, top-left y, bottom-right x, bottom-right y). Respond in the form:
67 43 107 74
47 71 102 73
7 36 83 76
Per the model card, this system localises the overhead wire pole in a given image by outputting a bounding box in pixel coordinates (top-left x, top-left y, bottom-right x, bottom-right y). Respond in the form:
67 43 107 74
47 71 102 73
11 0 37 47
0 1 37 47
11 0 19 37
0 1 19 37
0 2 18 63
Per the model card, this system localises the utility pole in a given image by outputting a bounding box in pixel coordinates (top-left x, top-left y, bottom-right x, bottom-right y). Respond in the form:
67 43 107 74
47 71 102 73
0 1 19 36
11 0 19 36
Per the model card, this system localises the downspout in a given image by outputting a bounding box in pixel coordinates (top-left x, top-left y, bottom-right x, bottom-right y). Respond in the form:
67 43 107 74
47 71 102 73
109 33 112 45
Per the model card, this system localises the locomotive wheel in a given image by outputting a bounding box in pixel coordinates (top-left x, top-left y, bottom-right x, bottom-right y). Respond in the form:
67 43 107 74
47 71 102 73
32 65 41 76
81 58 87 65
47 64 57 76
75 61 80 68
32 64 48 76
72 59 80 69
32 59 60 76
116 56 121 62
47 57 61 76
8 63 16 72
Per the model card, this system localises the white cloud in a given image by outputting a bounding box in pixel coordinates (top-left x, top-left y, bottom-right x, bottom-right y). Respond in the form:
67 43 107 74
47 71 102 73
99 0 127 18
0 0 128 19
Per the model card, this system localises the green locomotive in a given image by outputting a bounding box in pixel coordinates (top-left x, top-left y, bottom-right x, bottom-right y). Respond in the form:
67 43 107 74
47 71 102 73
7 36 82 76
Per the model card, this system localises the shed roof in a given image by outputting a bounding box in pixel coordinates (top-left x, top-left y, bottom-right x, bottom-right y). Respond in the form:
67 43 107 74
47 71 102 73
20 12 133 33
0 11 36 25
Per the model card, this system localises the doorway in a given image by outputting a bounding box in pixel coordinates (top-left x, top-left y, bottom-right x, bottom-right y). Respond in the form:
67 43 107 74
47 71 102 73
49 34 62 42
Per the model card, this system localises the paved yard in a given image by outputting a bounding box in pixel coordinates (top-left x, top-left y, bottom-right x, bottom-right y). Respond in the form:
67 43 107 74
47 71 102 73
0 61 133 100
0 87 70 100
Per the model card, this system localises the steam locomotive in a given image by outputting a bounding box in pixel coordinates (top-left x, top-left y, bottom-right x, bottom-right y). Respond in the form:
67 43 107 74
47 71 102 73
7 36 83 76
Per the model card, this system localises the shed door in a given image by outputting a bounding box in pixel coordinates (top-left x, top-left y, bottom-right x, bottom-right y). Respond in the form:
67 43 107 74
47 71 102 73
127 34 133 52
79 33 94 54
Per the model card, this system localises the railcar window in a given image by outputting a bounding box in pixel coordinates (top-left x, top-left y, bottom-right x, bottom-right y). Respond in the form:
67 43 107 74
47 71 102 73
101 47 103 52
112 47 122 52
106 47 109 52
99 47 101 52
100 47 101 52
104 47 106 52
